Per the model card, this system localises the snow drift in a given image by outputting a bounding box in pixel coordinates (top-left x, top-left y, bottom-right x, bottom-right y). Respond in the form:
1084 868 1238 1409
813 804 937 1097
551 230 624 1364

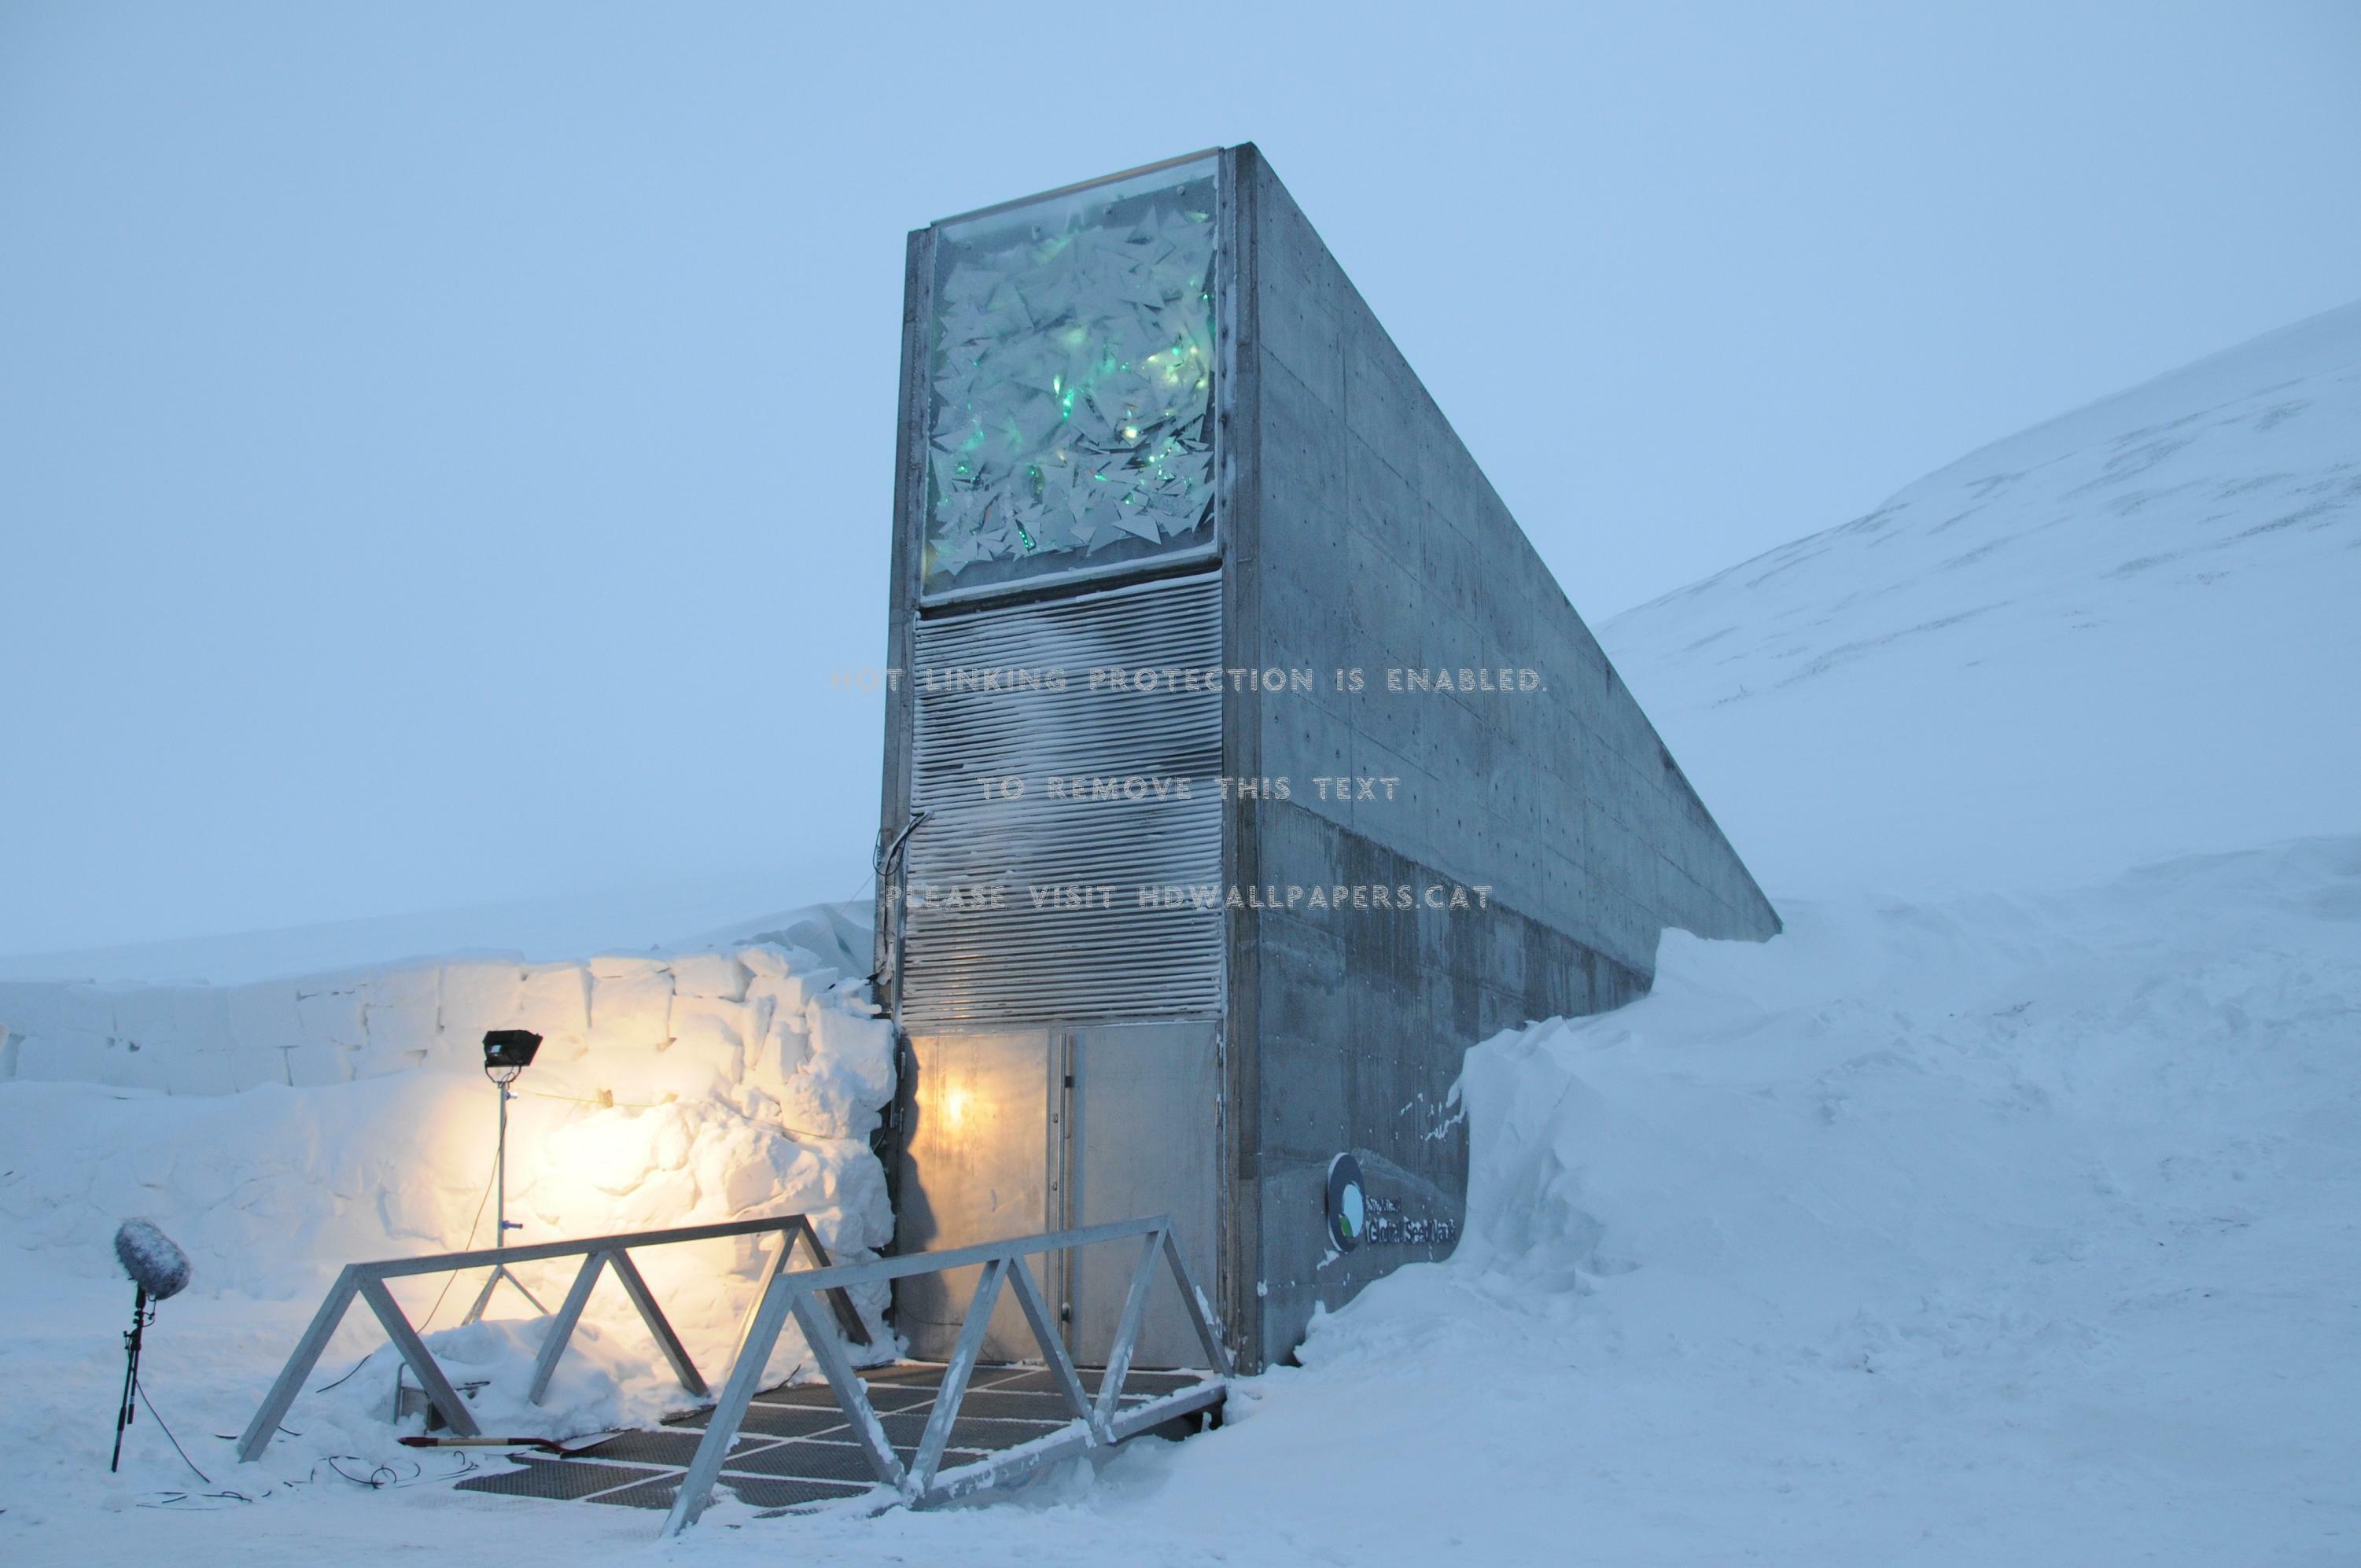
0 904 900 1520
1246 836 2361 1566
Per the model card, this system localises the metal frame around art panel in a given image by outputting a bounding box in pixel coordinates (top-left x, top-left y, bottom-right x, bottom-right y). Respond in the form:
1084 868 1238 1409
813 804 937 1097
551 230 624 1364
235 1215 867 1463
663 1213 1229 1536
912 149 1227 613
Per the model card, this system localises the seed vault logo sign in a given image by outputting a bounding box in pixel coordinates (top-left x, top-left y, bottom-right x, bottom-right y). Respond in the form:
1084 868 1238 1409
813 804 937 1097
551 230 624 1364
1326 1153 1365 1251
1327 1152 1459 1253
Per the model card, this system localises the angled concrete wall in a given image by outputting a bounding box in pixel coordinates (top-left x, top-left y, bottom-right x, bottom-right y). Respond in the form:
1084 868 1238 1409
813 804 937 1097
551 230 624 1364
875 146 1777 1375
1220 145 1777 1366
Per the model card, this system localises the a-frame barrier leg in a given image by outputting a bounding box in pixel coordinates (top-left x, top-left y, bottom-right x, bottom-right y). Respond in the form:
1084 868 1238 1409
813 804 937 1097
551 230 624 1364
236 1268 360 1462
1089 1227 1165 1441
663 1269 801 1537
791 1216 874 1346
1162 1226 1235 1376
907 1258 1007 1494
525 1250 608 1405
606 1248 707 1397
359 1277 482 1437
794 1289 906 1493
1005 1256 1092 1419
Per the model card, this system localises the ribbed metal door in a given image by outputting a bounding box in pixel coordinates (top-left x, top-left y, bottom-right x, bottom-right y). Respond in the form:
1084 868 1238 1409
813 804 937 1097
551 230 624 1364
1064 1021 1221 1367
897 570 1225 1028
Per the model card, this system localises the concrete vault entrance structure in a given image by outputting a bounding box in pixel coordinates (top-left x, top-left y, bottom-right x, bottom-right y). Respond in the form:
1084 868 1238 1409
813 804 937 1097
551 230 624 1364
874 145 1777 1374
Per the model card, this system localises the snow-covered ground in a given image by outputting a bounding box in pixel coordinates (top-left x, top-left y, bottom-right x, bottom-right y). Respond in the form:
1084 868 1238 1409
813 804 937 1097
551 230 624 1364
4 301 2357 1564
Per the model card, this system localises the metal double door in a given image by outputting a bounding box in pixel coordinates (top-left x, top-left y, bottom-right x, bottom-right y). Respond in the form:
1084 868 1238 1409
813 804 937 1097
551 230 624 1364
894 1021 1221 1370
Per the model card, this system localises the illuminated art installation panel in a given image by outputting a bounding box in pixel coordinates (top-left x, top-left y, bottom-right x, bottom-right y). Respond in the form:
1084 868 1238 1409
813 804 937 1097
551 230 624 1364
921 156 1217 602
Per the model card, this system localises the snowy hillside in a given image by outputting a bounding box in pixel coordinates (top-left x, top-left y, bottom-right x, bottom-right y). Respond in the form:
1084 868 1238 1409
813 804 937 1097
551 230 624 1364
4 304 2357 1566
1605 300 2361 897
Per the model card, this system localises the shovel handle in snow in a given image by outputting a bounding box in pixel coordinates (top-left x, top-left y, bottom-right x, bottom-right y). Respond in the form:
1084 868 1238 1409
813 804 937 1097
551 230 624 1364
397 1434 571 1455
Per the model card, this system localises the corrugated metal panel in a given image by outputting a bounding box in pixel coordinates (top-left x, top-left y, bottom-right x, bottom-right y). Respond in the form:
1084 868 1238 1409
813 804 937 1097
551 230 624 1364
898 572 1225 1027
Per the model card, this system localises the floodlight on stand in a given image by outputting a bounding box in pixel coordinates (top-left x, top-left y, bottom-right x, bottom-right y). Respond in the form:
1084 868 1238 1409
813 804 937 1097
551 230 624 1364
462 1029 549 1325
482 1027 540 1084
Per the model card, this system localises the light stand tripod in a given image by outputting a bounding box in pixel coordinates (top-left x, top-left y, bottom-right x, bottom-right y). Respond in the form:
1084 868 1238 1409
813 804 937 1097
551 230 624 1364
462 1029 548 1324
110 1286 156 1472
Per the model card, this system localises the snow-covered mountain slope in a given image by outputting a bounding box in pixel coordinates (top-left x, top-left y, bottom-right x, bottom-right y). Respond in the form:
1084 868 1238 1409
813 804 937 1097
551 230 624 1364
1604 300 2361 898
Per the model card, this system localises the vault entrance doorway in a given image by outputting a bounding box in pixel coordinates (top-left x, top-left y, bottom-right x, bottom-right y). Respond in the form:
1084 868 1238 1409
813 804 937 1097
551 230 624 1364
893 1021 1220 1369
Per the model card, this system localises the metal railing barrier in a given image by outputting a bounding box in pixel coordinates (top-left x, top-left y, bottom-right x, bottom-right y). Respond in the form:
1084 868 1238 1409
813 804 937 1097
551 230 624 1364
664 1213 1229 1534
235 1213 867 1463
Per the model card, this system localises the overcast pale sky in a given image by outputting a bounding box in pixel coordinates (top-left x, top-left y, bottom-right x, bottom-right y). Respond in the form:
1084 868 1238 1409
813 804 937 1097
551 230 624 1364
3 1 2356 963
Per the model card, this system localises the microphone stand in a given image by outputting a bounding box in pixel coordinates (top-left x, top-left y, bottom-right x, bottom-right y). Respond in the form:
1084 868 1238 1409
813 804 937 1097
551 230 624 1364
111 1286 153 1473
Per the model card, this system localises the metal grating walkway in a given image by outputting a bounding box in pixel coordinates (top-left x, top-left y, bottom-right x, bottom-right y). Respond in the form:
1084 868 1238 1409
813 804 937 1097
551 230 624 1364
454 1361 1216 1515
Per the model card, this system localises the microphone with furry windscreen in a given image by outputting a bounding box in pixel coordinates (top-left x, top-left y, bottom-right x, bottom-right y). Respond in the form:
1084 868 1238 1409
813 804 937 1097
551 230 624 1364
110 1219 190 1472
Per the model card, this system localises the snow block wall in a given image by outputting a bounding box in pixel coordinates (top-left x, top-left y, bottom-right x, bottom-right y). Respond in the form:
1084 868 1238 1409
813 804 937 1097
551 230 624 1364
0 909 900 1406
1 924 890 1133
